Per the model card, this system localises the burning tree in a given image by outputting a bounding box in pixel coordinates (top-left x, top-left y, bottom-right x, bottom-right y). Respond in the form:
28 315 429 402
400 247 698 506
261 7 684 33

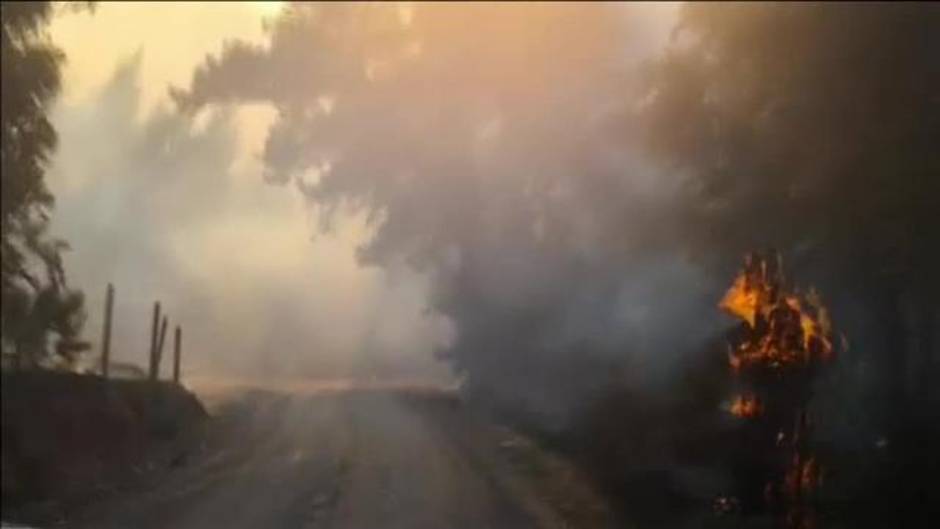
718 253 844 529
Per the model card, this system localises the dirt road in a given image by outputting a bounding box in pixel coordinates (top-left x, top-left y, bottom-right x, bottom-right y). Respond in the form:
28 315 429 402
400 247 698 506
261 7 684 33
67 389 614 529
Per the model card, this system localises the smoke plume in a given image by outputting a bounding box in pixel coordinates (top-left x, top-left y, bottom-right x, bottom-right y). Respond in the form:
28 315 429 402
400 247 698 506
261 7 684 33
172 3 711 425
48 52 453 382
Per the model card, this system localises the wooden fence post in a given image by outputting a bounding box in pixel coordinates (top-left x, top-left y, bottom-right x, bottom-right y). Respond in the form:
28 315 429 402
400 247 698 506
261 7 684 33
173 326 181 384
101 283 114 378
155 316 168 380
149 301 161 381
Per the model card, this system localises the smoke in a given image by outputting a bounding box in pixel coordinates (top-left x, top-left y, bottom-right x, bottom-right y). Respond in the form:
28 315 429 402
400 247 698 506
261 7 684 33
170 2 719 425
47 52 453 382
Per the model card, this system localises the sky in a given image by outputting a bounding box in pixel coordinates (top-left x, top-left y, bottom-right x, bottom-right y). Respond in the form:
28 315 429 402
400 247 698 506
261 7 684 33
43 2 682 392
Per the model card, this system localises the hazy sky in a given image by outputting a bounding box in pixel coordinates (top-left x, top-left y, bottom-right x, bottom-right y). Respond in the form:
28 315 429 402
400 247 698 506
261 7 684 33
43 2 681 389
47 2 453 381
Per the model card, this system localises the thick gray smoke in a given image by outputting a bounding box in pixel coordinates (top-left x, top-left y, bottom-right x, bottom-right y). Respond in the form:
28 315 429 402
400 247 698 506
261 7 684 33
47 52 453 383
173 3 720 425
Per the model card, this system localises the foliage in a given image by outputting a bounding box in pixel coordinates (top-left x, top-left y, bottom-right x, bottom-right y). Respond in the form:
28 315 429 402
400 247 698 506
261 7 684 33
1 1 89 367
648 4 940 279
642 3 939 397
644 3 938 282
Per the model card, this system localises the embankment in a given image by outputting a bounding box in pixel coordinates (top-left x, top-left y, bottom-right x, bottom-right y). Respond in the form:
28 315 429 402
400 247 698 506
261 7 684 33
1 371 206 521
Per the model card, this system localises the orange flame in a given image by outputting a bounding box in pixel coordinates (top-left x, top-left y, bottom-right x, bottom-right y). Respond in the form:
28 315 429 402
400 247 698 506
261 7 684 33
729 394 763 418
720 254 840 372
720 274 762 328
720 253 840 529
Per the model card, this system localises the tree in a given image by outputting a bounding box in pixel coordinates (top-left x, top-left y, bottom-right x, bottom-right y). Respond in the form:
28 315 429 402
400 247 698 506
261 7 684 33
1 2 89 368
644 1 938 395
642 3 939 518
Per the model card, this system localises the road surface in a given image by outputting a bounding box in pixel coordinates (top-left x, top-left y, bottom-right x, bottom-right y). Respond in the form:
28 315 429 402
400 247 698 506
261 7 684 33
67 388 614 529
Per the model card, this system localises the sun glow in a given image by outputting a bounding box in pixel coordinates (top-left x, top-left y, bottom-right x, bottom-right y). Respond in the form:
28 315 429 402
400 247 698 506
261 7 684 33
252 2 283 17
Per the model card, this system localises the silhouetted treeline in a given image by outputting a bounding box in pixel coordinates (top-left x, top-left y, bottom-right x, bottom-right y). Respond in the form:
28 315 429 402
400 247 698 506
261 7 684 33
1 2 93 368
644 2 939 407
640 3 939 523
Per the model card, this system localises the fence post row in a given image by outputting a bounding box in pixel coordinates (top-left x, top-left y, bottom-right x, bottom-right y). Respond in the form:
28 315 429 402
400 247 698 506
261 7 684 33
97 293 184 384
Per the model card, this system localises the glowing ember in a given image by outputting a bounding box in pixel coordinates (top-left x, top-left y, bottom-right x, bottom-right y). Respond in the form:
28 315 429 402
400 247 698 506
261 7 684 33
729 394 763 418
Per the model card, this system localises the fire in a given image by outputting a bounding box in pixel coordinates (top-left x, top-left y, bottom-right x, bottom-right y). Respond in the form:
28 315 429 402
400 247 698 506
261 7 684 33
720 273 762 328
720 253 839 373
718 253 843 529
729 394 763 418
